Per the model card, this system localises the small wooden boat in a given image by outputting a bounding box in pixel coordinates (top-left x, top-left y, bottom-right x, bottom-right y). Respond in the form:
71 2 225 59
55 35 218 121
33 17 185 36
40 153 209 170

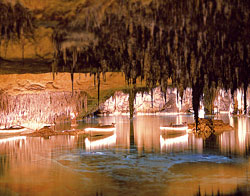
0 125 29 134
160 123 188 132
85 123 116 136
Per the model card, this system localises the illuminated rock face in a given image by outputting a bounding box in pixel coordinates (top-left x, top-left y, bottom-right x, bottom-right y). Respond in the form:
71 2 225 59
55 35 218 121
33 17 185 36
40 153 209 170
0 91 87 129
214 90 231 113
100 87 250 115
100 87 193 114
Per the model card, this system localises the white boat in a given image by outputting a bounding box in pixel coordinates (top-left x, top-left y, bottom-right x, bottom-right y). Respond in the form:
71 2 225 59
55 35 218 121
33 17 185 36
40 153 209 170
85 124 116 136
160 124 188 132
0 125 29 134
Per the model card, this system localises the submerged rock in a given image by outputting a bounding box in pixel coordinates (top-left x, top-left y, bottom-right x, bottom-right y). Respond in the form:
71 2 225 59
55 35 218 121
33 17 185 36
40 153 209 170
188 118 234 139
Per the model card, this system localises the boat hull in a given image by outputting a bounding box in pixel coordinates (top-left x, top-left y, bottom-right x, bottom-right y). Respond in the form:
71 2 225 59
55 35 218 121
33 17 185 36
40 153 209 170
85 127 116 136
0 127 30 134
160 126 188 131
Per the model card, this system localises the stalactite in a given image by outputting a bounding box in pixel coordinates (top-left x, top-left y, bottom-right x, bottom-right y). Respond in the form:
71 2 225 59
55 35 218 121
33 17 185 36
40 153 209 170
94 73 96 86
130 120 135 148
71 70 74 95
52 58 58 80
72 48 77 69
97 72 100 107
102 72 106 82
151 88 154 108
63 48 67 65
192 80 204 131
84 95 88 113
50 0 249 118
129 84 136 119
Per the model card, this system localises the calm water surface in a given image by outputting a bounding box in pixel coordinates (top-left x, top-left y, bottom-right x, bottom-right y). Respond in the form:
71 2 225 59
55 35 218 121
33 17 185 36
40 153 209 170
0 115 250 196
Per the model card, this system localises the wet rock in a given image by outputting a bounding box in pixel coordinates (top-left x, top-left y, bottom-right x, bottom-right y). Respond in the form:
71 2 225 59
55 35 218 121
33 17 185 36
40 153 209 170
188 118 234 139
29 126 56 137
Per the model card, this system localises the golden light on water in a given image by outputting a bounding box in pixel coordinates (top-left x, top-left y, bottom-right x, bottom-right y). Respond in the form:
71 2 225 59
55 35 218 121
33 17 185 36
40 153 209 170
160 134 189 152
0 115 249 196
85 133 117 151
0 136 26 144
219 116 250 155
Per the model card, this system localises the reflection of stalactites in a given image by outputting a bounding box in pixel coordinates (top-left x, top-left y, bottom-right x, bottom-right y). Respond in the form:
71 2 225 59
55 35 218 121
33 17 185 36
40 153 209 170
237 117 247 154
164 91 167 104
192 81 204 131
130 120 135 150
160 134 189 153
85 133 117 151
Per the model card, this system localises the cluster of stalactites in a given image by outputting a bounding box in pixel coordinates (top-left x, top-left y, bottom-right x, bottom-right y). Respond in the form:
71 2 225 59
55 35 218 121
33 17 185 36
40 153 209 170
52 0 249 121
0 1 33 58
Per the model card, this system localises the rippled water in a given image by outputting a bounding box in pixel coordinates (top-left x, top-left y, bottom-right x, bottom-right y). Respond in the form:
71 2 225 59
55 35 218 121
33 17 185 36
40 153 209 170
0 115 250 196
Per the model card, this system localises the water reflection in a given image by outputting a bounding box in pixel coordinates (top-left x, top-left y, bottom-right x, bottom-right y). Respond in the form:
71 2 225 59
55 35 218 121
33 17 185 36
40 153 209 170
0 115 249 195
96 115 250 156
219 116 250 156
85 133 117 151
160 133 189 152
0 136 26 144
133 116 161 153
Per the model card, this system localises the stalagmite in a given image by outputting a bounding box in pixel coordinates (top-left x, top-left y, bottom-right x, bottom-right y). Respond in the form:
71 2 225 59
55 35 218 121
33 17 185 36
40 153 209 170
237 89 243 114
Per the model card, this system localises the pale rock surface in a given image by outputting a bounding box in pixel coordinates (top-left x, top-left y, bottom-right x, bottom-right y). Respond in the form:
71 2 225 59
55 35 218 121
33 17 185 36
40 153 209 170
100 87 250 115
0 91 87 129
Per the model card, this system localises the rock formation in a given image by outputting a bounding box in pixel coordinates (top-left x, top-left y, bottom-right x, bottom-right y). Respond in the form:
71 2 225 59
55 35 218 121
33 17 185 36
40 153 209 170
188 119 234 139
0 90 87 129
99 87 250 115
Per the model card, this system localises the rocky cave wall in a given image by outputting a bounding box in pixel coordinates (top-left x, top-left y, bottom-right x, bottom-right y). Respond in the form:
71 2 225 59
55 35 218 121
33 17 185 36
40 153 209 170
0 91 87 129
100 87 250 115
